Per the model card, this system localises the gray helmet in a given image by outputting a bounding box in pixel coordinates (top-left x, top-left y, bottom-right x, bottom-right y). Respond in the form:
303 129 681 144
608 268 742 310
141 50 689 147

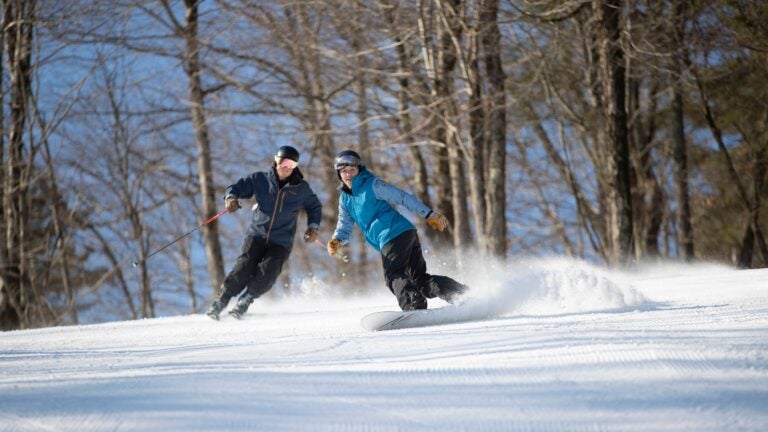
334 150 363 171
334 150 363 181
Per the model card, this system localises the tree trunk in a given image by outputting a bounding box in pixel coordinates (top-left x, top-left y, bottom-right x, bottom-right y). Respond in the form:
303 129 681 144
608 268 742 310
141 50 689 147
737 223 755 268
1 0 34 330
594 0 633 266
480 0 507 257
129 208 153 318
449 146 472 248
672 0 694 261
672 88 694 260
180 238 196 312
0 2 8 331
423 0 460 249
434 0 471 249
181 0 226 296
0 0 8 330
465 18 486 251
627 75 663 259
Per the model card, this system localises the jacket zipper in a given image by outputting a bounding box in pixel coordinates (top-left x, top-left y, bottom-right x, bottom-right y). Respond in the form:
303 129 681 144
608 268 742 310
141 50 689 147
265 185 289 243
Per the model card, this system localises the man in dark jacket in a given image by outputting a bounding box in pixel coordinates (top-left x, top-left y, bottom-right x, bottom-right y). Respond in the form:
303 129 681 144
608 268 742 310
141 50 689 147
326 150 467 311
207 146 322 320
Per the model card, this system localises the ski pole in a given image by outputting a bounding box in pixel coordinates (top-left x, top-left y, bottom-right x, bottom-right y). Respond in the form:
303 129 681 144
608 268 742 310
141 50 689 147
327 240 350 263
132 209 230 268
309 237 349 263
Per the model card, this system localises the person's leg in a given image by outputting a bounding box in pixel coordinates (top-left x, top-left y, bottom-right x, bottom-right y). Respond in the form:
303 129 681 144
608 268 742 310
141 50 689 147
381 231 427 311
229 244 291 319
407 234 468 304
425 275 468 303
207 236 266 319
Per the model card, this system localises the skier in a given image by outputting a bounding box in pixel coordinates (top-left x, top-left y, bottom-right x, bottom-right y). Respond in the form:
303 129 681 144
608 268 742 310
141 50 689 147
207 146 322 320
327 150 468 311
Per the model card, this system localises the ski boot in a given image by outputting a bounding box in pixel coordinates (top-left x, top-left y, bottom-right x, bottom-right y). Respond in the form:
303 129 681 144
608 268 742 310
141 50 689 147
439 283 469 305
228 294 254 320
400 290 427 311
206 298 229 321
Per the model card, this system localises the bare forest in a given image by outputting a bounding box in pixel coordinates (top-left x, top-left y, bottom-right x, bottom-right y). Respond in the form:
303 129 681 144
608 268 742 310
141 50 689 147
1 0 766 330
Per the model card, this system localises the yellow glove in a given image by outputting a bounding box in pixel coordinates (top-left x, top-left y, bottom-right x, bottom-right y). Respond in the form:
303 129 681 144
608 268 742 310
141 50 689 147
327 238 341 256
225 197 241 213
303 228 319 243
426 211 448 232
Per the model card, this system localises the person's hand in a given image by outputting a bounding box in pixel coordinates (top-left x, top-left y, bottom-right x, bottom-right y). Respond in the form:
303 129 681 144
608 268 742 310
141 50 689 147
327 238 341 256
426 211 448 231
303 228 319 243
225 197 241 213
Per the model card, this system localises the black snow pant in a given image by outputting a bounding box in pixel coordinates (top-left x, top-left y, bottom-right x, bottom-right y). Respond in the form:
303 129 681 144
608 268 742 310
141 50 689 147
218 235 290 304
380 230 468 311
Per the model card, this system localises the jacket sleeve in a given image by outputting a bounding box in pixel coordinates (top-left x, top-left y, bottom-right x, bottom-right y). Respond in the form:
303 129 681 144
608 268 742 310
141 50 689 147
372 178 431 217
303 185 322 231
332 201 354 245
224 174 256 201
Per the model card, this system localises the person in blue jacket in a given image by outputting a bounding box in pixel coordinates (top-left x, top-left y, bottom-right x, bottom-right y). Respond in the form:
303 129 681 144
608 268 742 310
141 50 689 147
327 150 468 311
207 146 322 320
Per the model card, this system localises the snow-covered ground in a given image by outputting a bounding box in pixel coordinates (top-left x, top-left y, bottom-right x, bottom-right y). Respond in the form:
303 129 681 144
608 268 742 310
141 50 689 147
1 257 767 431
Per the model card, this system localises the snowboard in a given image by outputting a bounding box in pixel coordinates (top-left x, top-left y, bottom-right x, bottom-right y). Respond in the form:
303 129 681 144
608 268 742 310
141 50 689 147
361 303 484 331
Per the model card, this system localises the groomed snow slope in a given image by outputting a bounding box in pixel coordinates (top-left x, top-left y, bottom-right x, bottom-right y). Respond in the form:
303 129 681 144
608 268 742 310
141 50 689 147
1 258 767 431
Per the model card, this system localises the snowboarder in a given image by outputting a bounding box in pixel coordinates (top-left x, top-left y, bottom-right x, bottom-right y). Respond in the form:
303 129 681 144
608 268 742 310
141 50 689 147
326 150 468 311
207 146 322 320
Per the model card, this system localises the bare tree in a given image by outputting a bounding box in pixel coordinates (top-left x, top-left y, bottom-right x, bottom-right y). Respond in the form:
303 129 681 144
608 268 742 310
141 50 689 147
671 0 694 260
479 0 507 257
593 0 633 265
160 0 226 296
464 1 487 252
1 0 35 329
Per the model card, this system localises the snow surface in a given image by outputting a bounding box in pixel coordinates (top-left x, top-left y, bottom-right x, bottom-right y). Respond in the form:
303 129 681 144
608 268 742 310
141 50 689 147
1 257 767 431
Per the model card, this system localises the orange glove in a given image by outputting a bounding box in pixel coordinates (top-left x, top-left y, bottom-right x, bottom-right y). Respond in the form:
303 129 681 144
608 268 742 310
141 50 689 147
303 228 319 243
225 197 241 213
426 211 448 232
327 238 341 256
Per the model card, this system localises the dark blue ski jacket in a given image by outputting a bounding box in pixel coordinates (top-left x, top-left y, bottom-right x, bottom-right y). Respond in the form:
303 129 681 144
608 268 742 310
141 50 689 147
224 167 322 252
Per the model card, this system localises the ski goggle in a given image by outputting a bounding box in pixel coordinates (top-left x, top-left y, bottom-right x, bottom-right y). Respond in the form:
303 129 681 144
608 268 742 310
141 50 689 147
334 154 361 170
275 156 298 169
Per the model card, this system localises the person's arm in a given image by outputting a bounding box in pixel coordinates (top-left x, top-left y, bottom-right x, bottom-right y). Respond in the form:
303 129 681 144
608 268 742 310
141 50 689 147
331 201 354 245
371 178 431 217
223 175 257 212
372 177 448 231
303 186 322 232
224 175 256 201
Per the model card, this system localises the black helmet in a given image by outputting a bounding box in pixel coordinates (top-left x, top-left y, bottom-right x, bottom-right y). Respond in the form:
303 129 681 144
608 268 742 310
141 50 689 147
276 145 300 162
334 150 363 171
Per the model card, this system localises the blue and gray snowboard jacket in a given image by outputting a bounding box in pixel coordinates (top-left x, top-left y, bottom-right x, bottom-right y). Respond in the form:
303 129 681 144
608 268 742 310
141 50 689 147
332 167 432 252
225 167 322 252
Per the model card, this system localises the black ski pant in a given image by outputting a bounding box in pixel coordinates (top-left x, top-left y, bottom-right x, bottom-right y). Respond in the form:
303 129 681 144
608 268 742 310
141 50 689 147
218 235 290 304
380 230 467 311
